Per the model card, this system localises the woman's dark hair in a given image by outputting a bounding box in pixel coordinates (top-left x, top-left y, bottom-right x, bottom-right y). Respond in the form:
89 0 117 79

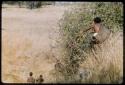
93 17 101 23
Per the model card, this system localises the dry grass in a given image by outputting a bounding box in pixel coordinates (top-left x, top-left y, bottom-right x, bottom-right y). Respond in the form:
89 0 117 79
79 31 123 84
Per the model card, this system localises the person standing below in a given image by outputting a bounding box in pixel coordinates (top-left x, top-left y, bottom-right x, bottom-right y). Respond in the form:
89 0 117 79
36 75 44 83
27 72 35 83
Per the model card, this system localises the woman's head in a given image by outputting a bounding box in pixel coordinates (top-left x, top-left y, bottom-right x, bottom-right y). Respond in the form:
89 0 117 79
91 17 102 32
92 17 102 27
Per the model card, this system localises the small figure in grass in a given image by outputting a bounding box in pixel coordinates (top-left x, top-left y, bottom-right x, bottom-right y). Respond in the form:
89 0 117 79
27 72 35 83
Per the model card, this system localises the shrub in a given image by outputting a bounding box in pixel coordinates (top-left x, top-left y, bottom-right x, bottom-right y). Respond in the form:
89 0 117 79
94 2 123 32
26 1 42 9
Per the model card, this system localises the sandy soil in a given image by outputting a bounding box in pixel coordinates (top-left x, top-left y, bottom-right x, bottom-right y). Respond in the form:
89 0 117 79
2 5 70 83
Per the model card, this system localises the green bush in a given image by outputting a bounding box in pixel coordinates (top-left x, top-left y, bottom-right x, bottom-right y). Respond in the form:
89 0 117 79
94 2 123 32
59 3 94 82
26 1 42 9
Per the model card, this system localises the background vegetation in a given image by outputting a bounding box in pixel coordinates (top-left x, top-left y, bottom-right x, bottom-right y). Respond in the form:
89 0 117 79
2 1 55 9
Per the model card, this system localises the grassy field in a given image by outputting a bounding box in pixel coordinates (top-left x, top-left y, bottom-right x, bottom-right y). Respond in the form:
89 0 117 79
2 5 71 83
